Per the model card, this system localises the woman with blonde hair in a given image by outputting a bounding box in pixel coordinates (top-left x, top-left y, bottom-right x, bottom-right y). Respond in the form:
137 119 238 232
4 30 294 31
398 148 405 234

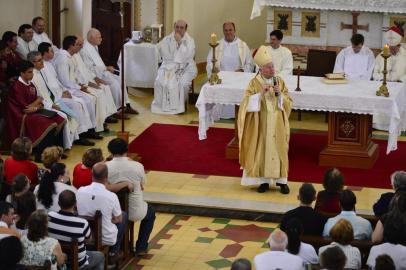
319 219 361 269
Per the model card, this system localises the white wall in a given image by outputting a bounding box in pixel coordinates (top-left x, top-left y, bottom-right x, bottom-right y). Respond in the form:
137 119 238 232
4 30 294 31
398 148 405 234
64 0 91 38
0 0 42 35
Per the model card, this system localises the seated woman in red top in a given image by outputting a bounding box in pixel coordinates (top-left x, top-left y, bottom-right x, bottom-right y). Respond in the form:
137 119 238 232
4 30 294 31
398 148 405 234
315 168 344 214
4 137 39 186
5 61 66 162
73 148 104 189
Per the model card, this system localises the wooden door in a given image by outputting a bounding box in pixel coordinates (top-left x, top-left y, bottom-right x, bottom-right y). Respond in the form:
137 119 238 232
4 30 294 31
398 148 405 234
51 0 61 47
92 0 132 66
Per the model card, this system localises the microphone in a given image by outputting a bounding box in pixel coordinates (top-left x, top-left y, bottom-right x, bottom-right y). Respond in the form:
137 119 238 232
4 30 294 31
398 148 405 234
273 77 280 96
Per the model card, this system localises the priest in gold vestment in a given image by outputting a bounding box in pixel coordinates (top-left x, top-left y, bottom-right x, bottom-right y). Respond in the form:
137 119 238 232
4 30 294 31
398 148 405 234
238 45 292 194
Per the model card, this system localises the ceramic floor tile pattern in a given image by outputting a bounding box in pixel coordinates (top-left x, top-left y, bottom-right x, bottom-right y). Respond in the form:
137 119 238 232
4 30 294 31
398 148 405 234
127 213 277 269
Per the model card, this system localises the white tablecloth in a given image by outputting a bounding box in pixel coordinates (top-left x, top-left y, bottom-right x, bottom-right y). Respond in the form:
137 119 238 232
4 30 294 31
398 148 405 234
196 71 406 154
123 42 159 88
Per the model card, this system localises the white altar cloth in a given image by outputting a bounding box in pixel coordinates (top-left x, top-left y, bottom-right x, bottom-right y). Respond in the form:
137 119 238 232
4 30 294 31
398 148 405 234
196 71 406 154
123 42 159 88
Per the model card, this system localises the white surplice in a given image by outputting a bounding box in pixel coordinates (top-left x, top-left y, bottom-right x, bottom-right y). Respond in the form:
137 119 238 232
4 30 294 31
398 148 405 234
32 69 78 149
80 41 129 109
206 37 253 119
42 61 93 134
16 36 37 60
373 47 406 83
334 46 375 80
265 45 293 77
53 50 98 130
72 53 117 131
151 32 197 114
33 31 52 46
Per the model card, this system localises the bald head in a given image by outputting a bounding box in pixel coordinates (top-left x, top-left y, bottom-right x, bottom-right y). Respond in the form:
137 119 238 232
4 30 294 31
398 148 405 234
92 162 108 184
174 19 188 37
267 229 288 251
87 28 102 46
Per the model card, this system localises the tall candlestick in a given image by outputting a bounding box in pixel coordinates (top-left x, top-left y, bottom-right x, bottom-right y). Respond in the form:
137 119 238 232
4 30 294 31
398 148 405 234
295 66 301 92
383 44 390 57
210 33 217 46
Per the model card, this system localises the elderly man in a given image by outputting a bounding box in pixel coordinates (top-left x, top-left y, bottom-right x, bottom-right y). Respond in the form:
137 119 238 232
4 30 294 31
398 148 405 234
37 42 94 146
265 30 293 77
238 45 292 194
81 28 138 115
206 22 253 119
151 19 197 114
254 229 303 270
334 34 375 80
16 24 37 60
373 171 406 216
374 26 406 82
28 51 79 150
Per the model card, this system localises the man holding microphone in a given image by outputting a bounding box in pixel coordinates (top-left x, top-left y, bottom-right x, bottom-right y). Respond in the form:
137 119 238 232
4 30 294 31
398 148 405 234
237 46 292 194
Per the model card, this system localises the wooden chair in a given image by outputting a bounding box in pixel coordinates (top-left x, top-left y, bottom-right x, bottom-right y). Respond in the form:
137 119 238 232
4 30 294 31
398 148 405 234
25 260 52 270
60 239 79 270
80 210 109 270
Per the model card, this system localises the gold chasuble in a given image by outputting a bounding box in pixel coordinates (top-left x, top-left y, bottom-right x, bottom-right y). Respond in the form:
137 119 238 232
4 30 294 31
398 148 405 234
238 74 292 179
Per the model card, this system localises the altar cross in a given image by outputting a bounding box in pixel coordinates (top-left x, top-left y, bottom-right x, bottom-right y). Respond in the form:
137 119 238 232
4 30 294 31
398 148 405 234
341 12 369 35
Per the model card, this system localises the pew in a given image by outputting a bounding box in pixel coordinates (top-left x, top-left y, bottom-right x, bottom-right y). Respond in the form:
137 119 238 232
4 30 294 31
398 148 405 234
25 260 52 270
60 238 79 270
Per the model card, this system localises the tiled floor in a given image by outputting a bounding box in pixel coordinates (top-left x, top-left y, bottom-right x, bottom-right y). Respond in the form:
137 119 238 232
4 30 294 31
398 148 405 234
127 213 278 270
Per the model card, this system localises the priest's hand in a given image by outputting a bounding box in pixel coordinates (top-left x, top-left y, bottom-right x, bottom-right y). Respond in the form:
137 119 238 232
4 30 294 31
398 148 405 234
261 84 271 95
62 91 72 99
273 84 281 96
80 84 90 93
95 77 107 85
24 106 38 114
52 104 61 111
88 81 101 89
106 66 115 73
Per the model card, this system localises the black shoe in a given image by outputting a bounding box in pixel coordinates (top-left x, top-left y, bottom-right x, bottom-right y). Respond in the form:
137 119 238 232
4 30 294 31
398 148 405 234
103 123 110 132
277 183 290 194
74 138 95 146
105 116 118 123
61 153 68 159
83 131 103 140
257 183 270 193
134 249 148 257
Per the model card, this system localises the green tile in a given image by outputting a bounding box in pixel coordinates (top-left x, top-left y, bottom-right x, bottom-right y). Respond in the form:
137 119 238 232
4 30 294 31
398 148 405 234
195 237 214 243
213 218 230 224
206 258 232 269
261 242 269 248
216 234 227 239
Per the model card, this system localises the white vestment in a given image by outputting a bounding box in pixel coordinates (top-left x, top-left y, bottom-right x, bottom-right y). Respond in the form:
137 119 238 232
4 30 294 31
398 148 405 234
334 46 375 80
33 31 52 46
32 69 78 149
373 47 406 82
42 61 93 134
53 50 98 130
206 38 253 119
16 37 38 60
80 41 129 109
72 53 117 131
152 32 197 114
265 45 293 77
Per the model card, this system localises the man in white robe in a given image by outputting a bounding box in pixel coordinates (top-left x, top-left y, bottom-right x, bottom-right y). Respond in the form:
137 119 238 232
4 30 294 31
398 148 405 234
334 34 375 80
28 51 78 149
16 24 37 60
373 26 406 82
37 42 96 146
265 30 293 77
206 22 253 119
53 36 104 137
32 17 57 49
81 28 138 115
152 19 197 114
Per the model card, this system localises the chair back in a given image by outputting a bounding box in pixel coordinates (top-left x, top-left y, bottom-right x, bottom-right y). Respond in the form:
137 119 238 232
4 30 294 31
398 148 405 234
305 49 337 77
80 210 103 251
25 260 52 270
60 238 79 270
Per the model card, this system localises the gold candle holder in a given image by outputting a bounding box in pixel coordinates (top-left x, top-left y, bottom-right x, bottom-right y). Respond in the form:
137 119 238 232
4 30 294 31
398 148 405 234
209 43 222 85
376 53 390 97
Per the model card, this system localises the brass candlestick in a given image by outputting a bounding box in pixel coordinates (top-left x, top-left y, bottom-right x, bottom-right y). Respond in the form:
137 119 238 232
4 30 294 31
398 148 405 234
209 43 222 85
376 53 390 97
295 65 302 92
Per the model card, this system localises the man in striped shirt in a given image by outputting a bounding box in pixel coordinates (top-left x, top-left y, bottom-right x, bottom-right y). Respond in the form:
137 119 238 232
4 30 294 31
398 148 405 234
48 190 104 269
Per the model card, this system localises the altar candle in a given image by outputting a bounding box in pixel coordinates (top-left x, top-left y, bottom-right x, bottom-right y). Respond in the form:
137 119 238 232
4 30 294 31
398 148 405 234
210 33 217 45
383 44 390 56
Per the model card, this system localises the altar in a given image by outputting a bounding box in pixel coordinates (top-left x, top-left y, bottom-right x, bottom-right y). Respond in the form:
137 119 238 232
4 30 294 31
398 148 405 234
196 71 406 168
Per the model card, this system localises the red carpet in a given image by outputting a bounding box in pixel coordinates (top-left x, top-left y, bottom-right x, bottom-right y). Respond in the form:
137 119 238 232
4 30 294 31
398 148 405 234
129 123 406 189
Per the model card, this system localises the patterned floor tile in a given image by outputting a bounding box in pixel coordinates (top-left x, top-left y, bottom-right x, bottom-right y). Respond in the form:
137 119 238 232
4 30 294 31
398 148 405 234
206 258 233 269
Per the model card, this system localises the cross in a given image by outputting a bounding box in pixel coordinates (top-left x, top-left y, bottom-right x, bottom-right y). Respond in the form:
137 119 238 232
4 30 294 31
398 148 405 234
341 12 369 35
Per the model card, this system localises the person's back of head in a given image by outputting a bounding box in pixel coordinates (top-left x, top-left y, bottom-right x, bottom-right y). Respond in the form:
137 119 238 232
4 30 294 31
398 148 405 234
299 183 316 205
92 162 108 184
285 218 303 255
27 210 48 242
329 219 354 245
231 258 251 270
107 138 128 156
339 189 356 211
323 168 344 193
391 171 406 192
383 215 406 245
11 173 30 195
37 162 66 209
375 254 395 270
11 137 32 161
320 246 346 270
267 229 288 251
82 148 104 169
0 236 24 269
58 190 76 211
41 146 63 169
14 191 36 230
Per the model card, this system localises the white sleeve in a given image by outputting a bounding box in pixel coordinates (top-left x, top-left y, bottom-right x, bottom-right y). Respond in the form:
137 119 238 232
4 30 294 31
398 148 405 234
364 49 375 80
174 38 195 64
112 194 122 217
54 58 82 91
247 93 261 112
372 55 383 81
206 49 213 78
333 50 345 73
280 49 293 77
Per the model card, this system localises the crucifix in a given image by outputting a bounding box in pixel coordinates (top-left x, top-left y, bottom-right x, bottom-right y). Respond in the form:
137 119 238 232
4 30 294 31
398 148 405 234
340 12 369 35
